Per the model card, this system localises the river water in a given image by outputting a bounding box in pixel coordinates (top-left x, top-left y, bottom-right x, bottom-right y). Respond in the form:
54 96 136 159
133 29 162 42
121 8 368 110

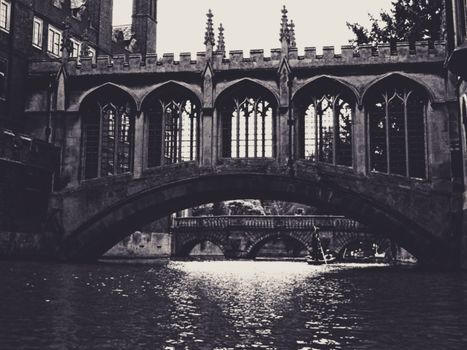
1 261 466 350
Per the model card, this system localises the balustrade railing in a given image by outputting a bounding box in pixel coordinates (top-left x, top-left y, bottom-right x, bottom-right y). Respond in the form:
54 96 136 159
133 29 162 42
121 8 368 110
172 215 366 231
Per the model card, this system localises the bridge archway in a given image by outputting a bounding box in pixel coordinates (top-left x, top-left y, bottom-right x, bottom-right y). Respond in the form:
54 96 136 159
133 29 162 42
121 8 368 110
246 233 310 258
59 172 451 265
177 239 226 258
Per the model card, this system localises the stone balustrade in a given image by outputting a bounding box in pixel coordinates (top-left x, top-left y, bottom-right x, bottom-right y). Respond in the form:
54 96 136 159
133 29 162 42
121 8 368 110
172 215 367 232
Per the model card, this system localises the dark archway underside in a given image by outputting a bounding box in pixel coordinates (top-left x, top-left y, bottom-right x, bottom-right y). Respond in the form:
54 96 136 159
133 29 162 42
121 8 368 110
60 173 453 265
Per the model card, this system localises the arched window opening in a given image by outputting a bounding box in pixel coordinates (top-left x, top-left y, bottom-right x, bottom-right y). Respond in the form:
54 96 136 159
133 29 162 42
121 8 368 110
301 93 353 166
147 95 199 167
222 96 274 158
368 87 426 179
82 100 135 180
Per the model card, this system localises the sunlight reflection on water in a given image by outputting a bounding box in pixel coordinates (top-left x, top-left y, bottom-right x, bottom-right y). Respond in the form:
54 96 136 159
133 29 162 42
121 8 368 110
0 261 466 349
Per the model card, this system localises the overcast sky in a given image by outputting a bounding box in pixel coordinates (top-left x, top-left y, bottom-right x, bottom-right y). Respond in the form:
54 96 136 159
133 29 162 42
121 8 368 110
113 0 392 56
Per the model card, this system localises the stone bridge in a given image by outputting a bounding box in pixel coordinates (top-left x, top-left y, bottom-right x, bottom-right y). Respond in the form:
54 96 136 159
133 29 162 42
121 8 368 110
171 215 384 259
22 22 464 267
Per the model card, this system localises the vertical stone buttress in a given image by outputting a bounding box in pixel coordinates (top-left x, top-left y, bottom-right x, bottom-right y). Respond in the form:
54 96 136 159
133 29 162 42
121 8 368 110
132 0 157 55
278 6 293 165
201 10 215 166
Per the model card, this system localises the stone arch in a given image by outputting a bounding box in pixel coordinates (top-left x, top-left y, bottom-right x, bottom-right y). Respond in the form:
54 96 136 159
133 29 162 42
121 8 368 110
79 82 139 112
364 72 430 179
246 232 310 258
140 81 203 110
214 78 280 107
58 173 451 264
141 81 202 167
293 75 357 165
292 75 360 103
360 72 436 106
215 79 279 159
176 237 226 258
79 83 138 180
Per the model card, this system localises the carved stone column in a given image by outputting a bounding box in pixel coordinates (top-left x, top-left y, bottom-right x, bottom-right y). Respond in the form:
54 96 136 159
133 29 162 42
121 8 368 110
353 105 367 175
133 111 145 178
277 59 292 165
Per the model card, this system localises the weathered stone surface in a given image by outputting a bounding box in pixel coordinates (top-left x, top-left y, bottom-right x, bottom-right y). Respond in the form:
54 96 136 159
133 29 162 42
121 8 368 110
51 160 456 266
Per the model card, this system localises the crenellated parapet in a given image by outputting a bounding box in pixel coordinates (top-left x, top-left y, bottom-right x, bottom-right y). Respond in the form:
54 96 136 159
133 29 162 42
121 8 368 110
28 41 446 77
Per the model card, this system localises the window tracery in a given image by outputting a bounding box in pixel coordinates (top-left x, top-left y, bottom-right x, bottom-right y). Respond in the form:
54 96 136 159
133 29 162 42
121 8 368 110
300 93 353 166
222 96 274 158
82 99 135 180
147 96 199 167
368 87 426 178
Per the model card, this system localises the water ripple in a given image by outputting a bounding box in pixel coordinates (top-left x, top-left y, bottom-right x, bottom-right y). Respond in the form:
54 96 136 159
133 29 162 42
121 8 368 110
0 261 466 349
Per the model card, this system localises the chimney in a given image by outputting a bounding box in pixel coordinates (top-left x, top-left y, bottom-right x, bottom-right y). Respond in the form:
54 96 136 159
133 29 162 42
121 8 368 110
132 0 157 55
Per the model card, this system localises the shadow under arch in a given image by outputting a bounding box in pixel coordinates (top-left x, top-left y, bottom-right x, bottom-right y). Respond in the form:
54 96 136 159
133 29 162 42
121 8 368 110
360 72 436 106
334 236 391 257
59 173 451 265
79 82 139 112
292 75 360 103
214 78 280 108
177 238 226 258
246 233 310 258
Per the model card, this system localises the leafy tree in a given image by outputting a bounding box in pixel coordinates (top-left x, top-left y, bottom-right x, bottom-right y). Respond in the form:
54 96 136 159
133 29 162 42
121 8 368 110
347 0 444 46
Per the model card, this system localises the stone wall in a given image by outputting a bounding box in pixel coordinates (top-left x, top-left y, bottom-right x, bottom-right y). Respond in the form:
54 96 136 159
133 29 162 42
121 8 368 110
103 231 171 259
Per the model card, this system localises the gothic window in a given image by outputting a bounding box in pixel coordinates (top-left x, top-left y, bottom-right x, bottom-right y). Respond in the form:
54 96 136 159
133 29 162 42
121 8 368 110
368 87 427 179
300 93 353 166
222 96 274 158
82 98 135 180
147 96 199 167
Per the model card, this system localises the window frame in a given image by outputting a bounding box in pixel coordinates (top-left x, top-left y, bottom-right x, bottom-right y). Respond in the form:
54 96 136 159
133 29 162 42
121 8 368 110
47 24 62 58
221 96 275 159
300 94 354 167
0 0 11 33
366 88 429 180
81 101 135 180
32 17 43 49
147 97 200 168
70 37 81 58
